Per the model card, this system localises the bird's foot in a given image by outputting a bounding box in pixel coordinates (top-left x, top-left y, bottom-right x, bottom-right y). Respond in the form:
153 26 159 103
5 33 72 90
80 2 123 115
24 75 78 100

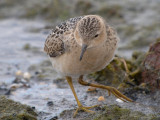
73 104 98 117
106 86 133 102
78 76 133 102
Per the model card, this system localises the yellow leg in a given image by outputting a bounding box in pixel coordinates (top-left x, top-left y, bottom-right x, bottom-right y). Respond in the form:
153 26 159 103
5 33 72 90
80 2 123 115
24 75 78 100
78 75 133 102
120 58 130 74
66 76 98 117
114 57 130 74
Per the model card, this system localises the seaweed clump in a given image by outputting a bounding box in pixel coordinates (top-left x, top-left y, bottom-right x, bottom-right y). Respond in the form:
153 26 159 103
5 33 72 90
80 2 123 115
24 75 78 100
0 96 37 120
88 52 145 90
91 105 158 120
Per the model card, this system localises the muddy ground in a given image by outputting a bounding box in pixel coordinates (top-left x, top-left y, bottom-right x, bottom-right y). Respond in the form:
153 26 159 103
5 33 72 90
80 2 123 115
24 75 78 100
0 0 160 120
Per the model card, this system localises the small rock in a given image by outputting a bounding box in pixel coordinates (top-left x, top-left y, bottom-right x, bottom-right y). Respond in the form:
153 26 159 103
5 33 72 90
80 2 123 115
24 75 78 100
23 72 31 80
116 98 124 103
32 106 36 110
35 71 40 74
142 41 160 90
15 70 23 77
49 116 58 120
98 96 105 101
47 101 54 106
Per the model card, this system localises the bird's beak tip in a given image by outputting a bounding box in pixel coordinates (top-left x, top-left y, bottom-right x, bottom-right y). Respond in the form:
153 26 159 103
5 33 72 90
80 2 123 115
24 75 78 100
79 44 88 61
79 56 82 61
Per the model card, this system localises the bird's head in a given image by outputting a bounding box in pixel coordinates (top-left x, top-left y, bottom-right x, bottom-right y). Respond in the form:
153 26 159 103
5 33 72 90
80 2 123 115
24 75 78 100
74 15 107 61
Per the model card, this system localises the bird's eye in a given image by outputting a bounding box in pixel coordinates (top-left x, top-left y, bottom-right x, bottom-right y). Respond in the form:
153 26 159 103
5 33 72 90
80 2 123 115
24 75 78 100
94 34 99 38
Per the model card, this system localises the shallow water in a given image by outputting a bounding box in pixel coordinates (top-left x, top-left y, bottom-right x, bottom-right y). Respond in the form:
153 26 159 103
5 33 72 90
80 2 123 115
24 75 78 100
0 19 46 82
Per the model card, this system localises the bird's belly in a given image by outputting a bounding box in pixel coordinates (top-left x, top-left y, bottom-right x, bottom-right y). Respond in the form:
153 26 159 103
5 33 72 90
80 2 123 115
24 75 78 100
50 46 115 77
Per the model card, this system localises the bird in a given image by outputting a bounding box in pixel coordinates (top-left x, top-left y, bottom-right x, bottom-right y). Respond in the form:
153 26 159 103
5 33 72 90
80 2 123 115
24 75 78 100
44 15 133 117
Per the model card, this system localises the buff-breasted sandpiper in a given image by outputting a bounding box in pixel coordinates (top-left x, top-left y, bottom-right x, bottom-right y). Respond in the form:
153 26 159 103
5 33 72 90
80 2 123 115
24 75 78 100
44 15 133 117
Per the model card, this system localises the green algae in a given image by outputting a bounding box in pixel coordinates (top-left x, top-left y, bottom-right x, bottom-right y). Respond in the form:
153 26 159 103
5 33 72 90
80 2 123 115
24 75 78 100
89 57 134 88
89 51 147 93
0 96 37 120
90 105 159 120
23 43 31 50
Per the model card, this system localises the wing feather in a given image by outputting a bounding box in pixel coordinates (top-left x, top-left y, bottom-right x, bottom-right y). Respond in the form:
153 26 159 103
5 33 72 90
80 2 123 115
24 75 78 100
44 16 84 57
44 33 65 57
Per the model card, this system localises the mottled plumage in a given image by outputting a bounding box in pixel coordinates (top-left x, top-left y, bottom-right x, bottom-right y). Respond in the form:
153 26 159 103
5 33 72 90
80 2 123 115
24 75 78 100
44 16 84 57
44 15 119 76
44 15 118 69
44 15 132 117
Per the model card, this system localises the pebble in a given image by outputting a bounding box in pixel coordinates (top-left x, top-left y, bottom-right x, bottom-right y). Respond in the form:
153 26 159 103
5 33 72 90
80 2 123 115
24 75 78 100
15 70 23 77
116 98 124 103
23 72 31 80
47 101 54 106
49 116 58 120
98 96 105 101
